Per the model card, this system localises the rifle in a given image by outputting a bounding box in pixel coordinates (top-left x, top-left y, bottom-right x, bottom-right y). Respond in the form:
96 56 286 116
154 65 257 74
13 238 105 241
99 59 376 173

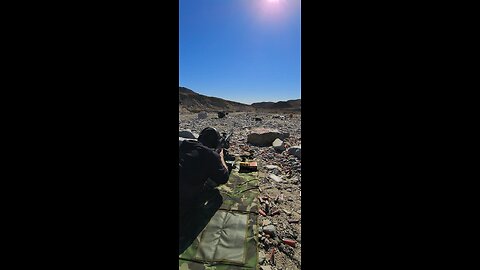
217 129 233 151
218 130 236 173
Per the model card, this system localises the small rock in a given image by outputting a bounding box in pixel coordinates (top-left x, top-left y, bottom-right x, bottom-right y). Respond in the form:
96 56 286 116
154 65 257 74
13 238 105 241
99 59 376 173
269 174 283 183
197 111 208 119
265 165 280 170
287 146 301 159
272 138 285 152
263 225 276 236
260 266 272 270
262 219 272 226
259 251 266 265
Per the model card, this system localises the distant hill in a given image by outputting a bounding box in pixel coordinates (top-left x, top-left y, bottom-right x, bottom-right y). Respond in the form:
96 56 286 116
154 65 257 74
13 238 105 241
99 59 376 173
179 87 254 113
251 99 301 112
179 86 300 113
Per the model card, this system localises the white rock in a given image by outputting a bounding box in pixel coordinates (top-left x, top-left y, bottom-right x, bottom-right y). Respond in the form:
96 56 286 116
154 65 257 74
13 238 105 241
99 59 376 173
269 174 283 183
272 138 285 152
265 165 280 170
258 251 266 265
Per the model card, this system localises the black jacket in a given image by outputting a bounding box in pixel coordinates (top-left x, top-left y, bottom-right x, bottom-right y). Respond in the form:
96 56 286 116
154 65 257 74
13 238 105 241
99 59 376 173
179 140 229 207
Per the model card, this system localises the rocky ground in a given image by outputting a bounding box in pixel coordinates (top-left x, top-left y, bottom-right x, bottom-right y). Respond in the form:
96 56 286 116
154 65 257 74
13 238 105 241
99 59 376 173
180 111 301 270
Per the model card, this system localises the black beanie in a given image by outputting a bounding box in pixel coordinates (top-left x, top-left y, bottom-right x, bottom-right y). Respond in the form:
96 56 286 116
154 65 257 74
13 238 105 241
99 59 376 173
198 127 220 149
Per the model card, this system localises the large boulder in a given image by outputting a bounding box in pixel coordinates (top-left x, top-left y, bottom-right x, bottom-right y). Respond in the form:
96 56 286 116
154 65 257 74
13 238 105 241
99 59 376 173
197 111 208 119
288 146 301 159
247 128 284 146
179 129 198 139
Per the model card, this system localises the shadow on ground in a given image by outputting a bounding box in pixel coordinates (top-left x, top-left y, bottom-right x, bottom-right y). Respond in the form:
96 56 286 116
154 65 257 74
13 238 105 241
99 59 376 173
179 188 223 255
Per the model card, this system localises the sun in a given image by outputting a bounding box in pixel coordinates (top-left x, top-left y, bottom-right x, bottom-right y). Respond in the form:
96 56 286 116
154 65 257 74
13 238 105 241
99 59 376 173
267 0 279 3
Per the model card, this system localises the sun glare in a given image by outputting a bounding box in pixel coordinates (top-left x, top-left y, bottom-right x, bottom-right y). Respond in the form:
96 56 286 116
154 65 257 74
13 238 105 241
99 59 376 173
246 0 298 25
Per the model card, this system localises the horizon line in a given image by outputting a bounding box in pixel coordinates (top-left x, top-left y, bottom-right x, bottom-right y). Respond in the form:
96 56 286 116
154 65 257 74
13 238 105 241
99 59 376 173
179 86 300 105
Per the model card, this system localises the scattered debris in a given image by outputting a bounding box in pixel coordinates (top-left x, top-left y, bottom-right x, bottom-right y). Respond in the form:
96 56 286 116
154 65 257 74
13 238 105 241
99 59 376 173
283 238 297 247
269 248 276 264
270 208 281 216
179 112 301 270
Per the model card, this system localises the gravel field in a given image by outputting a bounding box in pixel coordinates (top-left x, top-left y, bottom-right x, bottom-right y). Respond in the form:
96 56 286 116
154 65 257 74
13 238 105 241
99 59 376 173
180 111 301 270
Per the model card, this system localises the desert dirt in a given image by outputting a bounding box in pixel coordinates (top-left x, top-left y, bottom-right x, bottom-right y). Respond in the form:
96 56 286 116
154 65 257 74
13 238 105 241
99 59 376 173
180 111 301 270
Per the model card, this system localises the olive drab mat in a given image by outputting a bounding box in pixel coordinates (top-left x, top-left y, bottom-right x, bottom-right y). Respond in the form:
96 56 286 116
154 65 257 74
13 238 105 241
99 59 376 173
179 159 260 269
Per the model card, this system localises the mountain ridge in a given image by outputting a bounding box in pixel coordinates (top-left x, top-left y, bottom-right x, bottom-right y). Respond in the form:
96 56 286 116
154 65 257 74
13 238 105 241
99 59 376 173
179 86 300 113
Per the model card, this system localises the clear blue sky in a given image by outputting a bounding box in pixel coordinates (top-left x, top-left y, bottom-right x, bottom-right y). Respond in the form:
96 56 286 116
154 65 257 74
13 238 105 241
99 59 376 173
180 0 301 105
